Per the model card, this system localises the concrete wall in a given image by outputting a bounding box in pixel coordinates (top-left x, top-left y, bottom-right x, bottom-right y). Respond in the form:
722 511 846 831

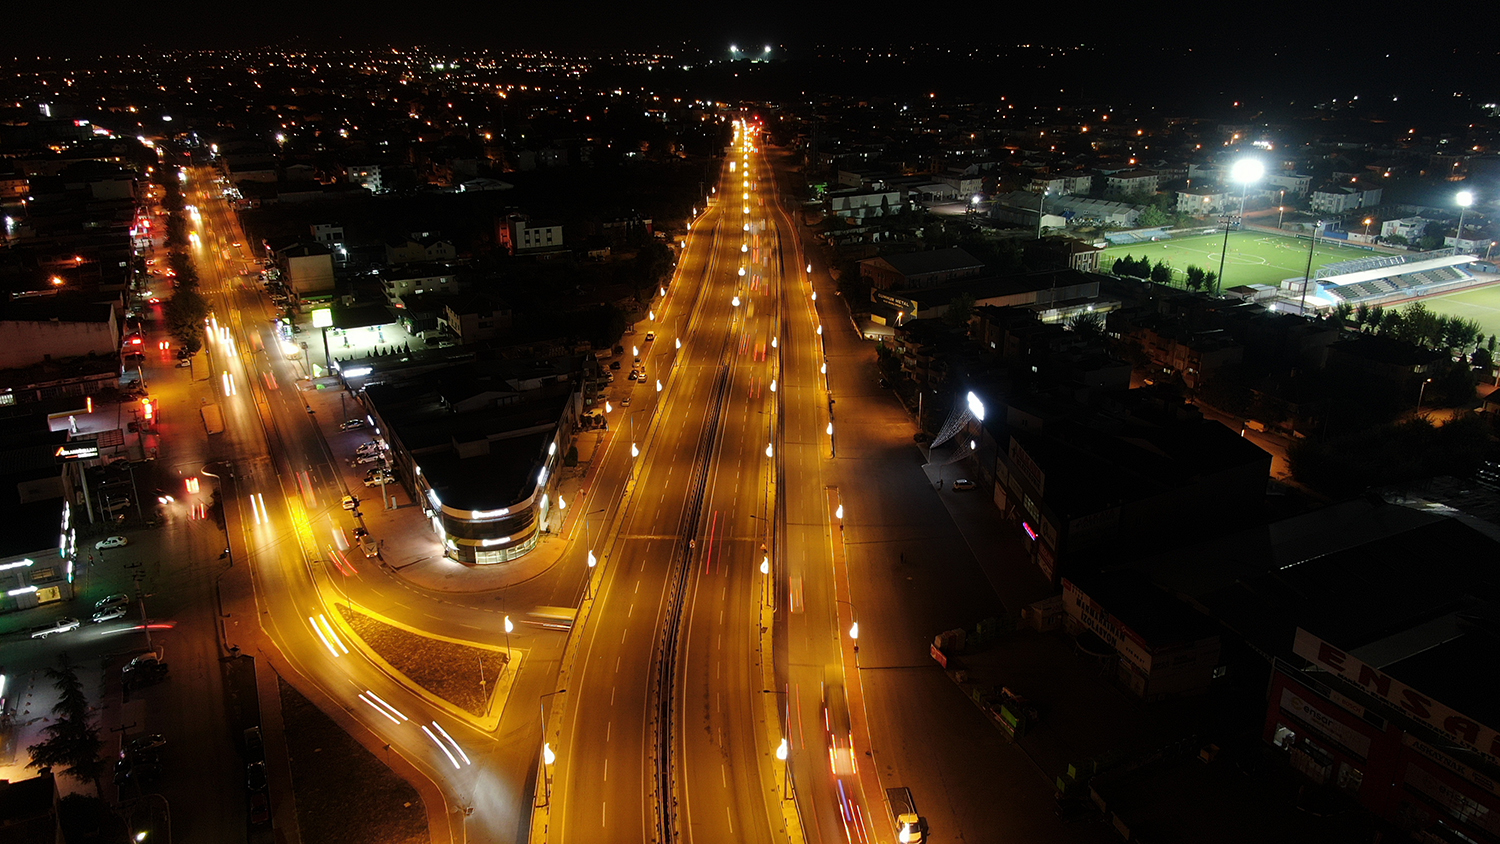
287 252 335 296
0 319 119 368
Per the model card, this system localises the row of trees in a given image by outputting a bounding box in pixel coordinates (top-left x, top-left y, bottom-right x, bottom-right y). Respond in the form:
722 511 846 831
1110 254 1219 291
150 165 210 356
1342 300 1495 358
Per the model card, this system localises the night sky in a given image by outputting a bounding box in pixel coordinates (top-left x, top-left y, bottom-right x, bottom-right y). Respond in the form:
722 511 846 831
3 0 1479 58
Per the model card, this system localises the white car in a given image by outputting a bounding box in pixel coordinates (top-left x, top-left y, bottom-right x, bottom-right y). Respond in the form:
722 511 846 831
95 593 130 611
363 475 395 487
92 606 129 624
341 495 360 511
339 419 365 431
95 536 129 550
31 617 81 639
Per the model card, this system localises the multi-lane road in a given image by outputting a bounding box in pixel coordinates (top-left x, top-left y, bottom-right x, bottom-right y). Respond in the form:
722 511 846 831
547 121 880 844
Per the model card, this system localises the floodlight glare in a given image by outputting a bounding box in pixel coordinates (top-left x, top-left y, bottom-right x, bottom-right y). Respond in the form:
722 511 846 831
1231 158 1264 183
966 391 986 421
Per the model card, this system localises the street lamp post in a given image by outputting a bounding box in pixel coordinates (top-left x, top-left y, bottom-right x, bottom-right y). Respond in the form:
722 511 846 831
1417 377 1435 415
1298 220 1324 316
1215 158 1264 296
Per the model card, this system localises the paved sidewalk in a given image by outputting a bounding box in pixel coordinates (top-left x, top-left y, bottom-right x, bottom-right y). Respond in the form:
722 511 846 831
299 376 610 595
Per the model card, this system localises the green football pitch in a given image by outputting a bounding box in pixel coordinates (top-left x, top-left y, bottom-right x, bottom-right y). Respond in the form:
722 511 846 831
1422 284 1500 342
1101 231 1379 289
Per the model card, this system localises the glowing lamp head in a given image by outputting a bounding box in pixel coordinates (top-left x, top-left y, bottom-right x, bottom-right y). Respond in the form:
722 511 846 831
1457 190 1474 208
775 738 788 760
543 743 556 765
1231 158 1264 184
504 615 514 633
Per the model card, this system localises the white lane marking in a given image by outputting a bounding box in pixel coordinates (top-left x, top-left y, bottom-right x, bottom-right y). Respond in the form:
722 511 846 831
615 656 621 673
726 806 734 834
602 802 607 828
603 758 608 781
721 762 728 788
610 686 616 706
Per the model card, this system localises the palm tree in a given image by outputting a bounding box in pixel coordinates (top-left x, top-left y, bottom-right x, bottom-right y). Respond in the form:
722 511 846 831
1066 311 1105 337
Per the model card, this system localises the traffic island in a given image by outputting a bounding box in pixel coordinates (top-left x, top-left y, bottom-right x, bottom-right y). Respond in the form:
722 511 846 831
334 603 518 728
279 677 429 844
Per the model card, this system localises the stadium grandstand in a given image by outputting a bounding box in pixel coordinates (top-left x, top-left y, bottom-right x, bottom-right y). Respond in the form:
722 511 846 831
1304 251 1486 310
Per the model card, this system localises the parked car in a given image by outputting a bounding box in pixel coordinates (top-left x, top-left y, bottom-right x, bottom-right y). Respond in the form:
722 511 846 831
363 475 395 487
341 495 359 511
609 361 622 370
952 478 977 491
123 652 167 684
246 761 268 792
353 453 384 465
355 441 381 455
31 617 81 639
95 593 129 611
249 790 271 825
175 359 192 368
127 734 167 753
339 419 365 431
91 606 128 623
95 535 129 550
244 727 265 763
621 397 632 407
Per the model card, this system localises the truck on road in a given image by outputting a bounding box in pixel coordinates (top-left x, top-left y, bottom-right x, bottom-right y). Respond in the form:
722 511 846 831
886 787 926 843
201 403 225 434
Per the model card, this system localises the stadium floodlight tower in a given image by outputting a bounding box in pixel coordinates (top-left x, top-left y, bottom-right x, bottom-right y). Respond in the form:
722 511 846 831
1455 190 1475 256
1214 158 1265 295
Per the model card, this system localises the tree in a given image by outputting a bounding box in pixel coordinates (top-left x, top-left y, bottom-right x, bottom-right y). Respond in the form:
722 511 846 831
1202 270 1218 293
1150 260 1172 285
1137 205 1169 228
1417 234 1443 252
164 287 209 354
1184 265 1206 291
28 656 105 798
1066 311 1105 337
944 292 976 328
1384 234 1409 247
1368 305 1386 333
1353 302 1371 329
